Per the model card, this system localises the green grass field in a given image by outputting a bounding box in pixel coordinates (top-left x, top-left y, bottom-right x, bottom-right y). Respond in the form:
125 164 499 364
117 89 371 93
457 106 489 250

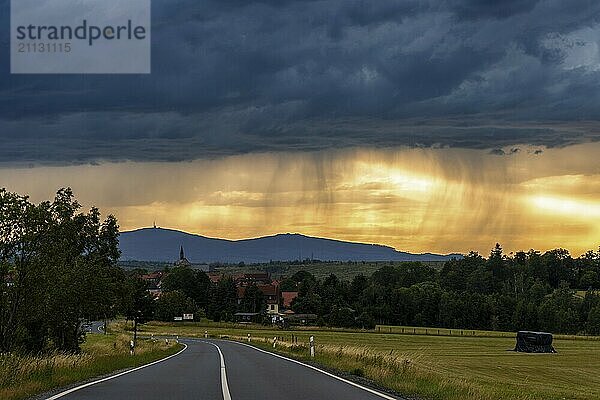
0 328 182 400
138 320 600 400
375 325 600 341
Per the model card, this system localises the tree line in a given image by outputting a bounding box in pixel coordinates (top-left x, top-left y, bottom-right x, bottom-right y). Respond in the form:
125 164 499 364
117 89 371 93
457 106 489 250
149 243 600 335
0 188 153 354
286 244 600 334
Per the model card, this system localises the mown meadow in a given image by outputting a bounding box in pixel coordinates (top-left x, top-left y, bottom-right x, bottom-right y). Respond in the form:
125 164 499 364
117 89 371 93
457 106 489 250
139 320 600 400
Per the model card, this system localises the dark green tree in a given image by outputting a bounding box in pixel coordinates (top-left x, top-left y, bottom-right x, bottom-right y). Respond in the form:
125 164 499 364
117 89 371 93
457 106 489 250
291 292 322 314
586 305 600 335
162 266 211 310
0 188 121 353
207 277 237 321
120 276 155 348
537 284 581 334
155 291 197 322
279 278 298 291
239 284 266 313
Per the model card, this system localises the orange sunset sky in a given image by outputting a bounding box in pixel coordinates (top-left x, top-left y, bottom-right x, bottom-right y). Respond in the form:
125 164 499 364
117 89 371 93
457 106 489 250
2 142 598 256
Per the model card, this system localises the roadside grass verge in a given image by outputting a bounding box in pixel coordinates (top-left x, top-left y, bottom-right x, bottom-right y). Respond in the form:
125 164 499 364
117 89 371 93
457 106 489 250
138 321 600 400
141 319 600 341
0 330 182 400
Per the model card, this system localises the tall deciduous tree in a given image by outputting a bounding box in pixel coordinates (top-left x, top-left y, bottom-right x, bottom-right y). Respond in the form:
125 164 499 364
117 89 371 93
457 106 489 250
120 275 155 348
239 284 265 313
0 188 121 353
161 266 211 310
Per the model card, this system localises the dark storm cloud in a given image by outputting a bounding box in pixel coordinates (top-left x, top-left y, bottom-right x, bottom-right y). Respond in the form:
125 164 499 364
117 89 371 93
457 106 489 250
1 0 600 164
451 0 541 20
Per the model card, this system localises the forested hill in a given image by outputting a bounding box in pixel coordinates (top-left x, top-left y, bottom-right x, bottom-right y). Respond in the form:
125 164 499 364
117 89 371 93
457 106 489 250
119 228 462 263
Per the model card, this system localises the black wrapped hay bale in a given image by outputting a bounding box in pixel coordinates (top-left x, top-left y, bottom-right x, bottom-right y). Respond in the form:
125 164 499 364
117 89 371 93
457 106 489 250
514 331 557 353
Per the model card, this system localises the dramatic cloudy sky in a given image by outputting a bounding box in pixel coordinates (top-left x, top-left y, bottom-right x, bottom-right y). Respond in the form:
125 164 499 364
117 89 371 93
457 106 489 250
1 0 599 255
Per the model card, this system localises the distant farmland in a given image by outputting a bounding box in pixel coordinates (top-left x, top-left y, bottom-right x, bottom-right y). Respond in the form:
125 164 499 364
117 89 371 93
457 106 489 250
118 260 448 279
138 320 600 400
212 260 448 280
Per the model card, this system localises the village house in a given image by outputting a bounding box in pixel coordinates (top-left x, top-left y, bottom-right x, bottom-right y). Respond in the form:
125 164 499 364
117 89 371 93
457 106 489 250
141 271 165 297
260 283 280 315
234 273 281 314
207 272 222 284
149 251 293 317
281 291 298 309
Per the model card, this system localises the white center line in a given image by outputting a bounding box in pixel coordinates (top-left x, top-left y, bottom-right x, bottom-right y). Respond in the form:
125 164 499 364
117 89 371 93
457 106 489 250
202 341 232 400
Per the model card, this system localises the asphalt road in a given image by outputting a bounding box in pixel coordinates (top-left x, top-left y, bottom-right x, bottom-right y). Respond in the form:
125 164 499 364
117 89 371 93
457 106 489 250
47 339 399 400
88 321 105 334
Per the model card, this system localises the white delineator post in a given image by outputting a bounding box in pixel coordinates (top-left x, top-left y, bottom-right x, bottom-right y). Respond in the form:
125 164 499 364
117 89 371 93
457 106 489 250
247 333 251 342
273 336 277 348
205 330 208 338
309 335 315 358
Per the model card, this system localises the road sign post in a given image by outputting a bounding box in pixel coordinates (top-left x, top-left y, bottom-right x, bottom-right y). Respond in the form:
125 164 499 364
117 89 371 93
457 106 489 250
309 335 315 358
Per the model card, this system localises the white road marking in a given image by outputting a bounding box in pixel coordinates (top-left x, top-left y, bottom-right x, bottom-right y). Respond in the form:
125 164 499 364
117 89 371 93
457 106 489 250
225 340 398 400
202 341 232 400
44 343 188 400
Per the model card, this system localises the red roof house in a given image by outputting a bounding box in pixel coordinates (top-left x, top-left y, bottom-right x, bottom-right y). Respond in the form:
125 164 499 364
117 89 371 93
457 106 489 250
281 291 298 308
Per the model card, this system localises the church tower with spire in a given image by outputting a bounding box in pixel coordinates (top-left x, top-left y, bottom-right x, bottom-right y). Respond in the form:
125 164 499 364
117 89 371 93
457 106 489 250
174 245 191 267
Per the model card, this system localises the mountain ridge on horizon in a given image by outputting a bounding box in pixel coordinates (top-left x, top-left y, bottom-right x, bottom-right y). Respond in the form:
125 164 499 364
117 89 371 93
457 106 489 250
119 227 462 263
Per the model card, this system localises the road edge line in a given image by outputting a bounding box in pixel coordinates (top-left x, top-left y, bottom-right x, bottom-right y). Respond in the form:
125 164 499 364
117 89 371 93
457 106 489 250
223 340 397 400
44 343 188 400
201 341 232 400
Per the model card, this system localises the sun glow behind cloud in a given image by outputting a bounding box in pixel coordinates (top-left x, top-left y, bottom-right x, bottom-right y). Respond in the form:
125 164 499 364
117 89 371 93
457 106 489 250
0 143 598 255
530 196 600 218
351 162 437 199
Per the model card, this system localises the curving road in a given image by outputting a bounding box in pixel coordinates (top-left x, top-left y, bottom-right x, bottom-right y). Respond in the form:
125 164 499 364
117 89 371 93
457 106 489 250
89 321 105 334
46 339 400 400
